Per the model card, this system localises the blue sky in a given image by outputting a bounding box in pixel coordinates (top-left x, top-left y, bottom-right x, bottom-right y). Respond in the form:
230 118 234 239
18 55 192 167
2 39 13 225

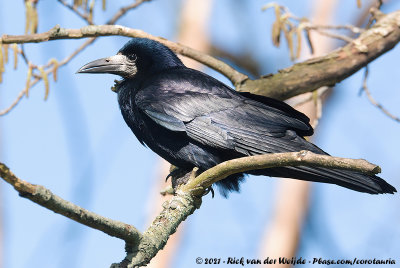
1 1 399 267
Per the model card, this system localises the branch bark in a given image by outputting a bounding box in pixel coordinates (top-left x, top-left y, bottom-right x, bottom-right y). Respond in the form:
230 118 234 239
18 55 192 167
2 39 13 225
1 7 397 268
115 150 381 267
0 163 142 244
1 9 399 100
1 25 248 86
0 151 380 267
237 8 400 100
181 150 380 191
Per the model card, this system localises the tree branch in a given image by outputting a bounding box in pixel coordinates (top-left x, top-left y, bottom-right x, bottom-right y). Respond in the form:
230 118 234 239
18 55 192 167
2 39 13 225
181 150 380 191
0 163 142 244
236 8 400 99
0 0 149 116
361 66 400 123
114 151 380 267
2 8 399 99
0 151 381 267
57 0 94 25
0 25 249 86
107 0 151 25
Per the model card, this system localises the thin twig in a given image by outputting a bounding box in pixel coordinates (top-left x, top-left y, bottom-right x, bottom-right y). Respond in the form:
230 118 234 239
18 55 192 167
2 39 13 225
1 7 399 114
0 38 96 116
237 9 400 99
19 44 30 65
361 67 400 123
57 0 93 25
0 77 40 116
0 0 150 116
19 45 42 80
307 23 364 33
59 38 96 67
107 0 150 25
311 28 356 43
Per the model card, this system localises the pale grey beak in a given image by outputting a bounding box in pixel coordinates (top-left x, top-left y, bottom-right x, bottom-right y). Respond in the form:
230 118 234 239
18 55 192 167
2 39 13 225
77 54 137 78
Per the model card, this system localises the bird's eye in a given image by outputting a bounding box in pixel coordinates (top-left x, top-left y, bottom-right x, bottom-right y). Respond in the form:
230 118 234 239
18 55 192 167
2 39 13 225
128 54 137 61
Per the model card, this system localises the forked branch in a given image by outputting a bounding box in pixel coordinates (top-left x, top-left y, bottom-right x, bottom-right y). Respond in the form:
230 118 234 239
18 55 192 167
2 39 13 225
0 150 382 267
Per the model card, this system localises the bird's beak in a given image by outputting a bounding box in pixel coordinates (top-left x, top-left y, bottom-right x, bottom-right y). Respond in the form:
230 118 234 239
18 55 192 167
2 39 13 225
76 54 136 78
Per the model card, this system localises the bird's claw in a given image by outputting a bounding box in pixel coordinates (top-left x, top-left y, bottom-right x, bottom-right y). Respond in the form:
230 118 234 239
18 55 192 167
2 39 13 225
203 186 215 198
167 167 200 191
166 165 187 182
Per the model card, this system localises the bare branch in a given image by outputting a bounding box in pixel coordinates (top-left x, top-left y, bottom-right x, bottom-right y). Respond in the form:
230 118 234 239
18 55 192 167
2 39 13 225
0 38 96 116
1 3 397 267
307 23 364 33
361 67 400 123
57 0 94 25
182 150 380 191
0 0 150 116
1 25 249 86
262 2 364 60
112 150 381 267
59 37 96 66
107 0 151 25
3 9 399 101
0 162 142 243
310 28 355 43
0 77 39 116
237 9 400 99
0 150 382 267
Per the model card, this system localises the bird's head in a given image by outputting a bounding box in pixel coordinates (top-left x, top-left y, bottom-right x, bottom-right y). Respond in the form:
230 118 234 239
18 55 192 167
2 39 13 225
77 38 183 81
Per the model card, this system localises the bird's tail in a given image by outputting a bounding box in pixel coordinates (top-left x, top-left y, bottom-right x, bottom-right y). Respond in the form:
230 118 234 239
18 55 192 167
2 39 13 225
248 165 396 194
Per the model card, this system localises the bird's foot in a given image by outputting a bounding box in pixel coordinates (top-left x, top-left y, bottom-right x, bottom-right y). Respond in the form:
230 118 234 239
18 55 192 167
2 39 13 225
166 165 188 182
166 166 200 191
203 186 215 198
165 166 213 197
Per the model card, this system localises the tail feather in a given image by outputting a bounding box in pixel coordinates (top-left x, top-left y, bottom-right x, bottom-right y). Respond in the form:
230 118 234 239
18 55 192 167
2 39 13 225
248 166 396 194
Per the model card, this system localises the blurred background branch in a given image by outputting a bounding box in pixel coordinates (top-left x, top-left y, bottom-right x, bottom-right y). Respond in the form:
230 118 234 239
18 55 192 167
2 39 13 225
361 66 400 123
260 1 338 265
0 0 150 116
1 8 398 114
0 149 382 267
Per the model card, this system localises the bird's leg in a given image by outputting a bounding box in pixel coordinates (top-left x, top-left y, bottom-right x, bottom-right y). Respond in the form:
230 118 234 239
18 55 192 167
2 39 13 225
166 166 215 197
165 165 188 182
165 166 199 191
172 167 199 191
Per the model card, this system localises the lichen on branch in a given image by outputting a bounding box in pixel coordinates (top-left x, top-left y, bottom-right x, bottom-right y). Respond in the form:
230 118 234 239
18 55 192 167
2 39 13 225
0 150 382 268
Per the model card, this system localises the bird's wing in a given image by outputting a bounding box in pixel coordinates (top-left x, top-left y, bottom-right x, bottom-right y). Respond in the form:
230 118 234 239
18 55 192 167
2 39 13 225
135 69 315 154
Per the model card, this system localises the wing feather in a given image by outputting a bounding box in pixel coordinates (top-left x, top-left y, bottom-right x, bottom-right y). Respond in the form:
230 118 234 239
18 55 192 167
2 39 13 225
135 68 314 156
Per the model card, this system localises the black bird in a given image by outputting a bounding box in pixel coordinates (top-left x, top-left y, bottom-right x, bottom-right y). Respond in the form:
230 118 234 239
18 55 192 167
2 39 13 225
77 38 396 196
